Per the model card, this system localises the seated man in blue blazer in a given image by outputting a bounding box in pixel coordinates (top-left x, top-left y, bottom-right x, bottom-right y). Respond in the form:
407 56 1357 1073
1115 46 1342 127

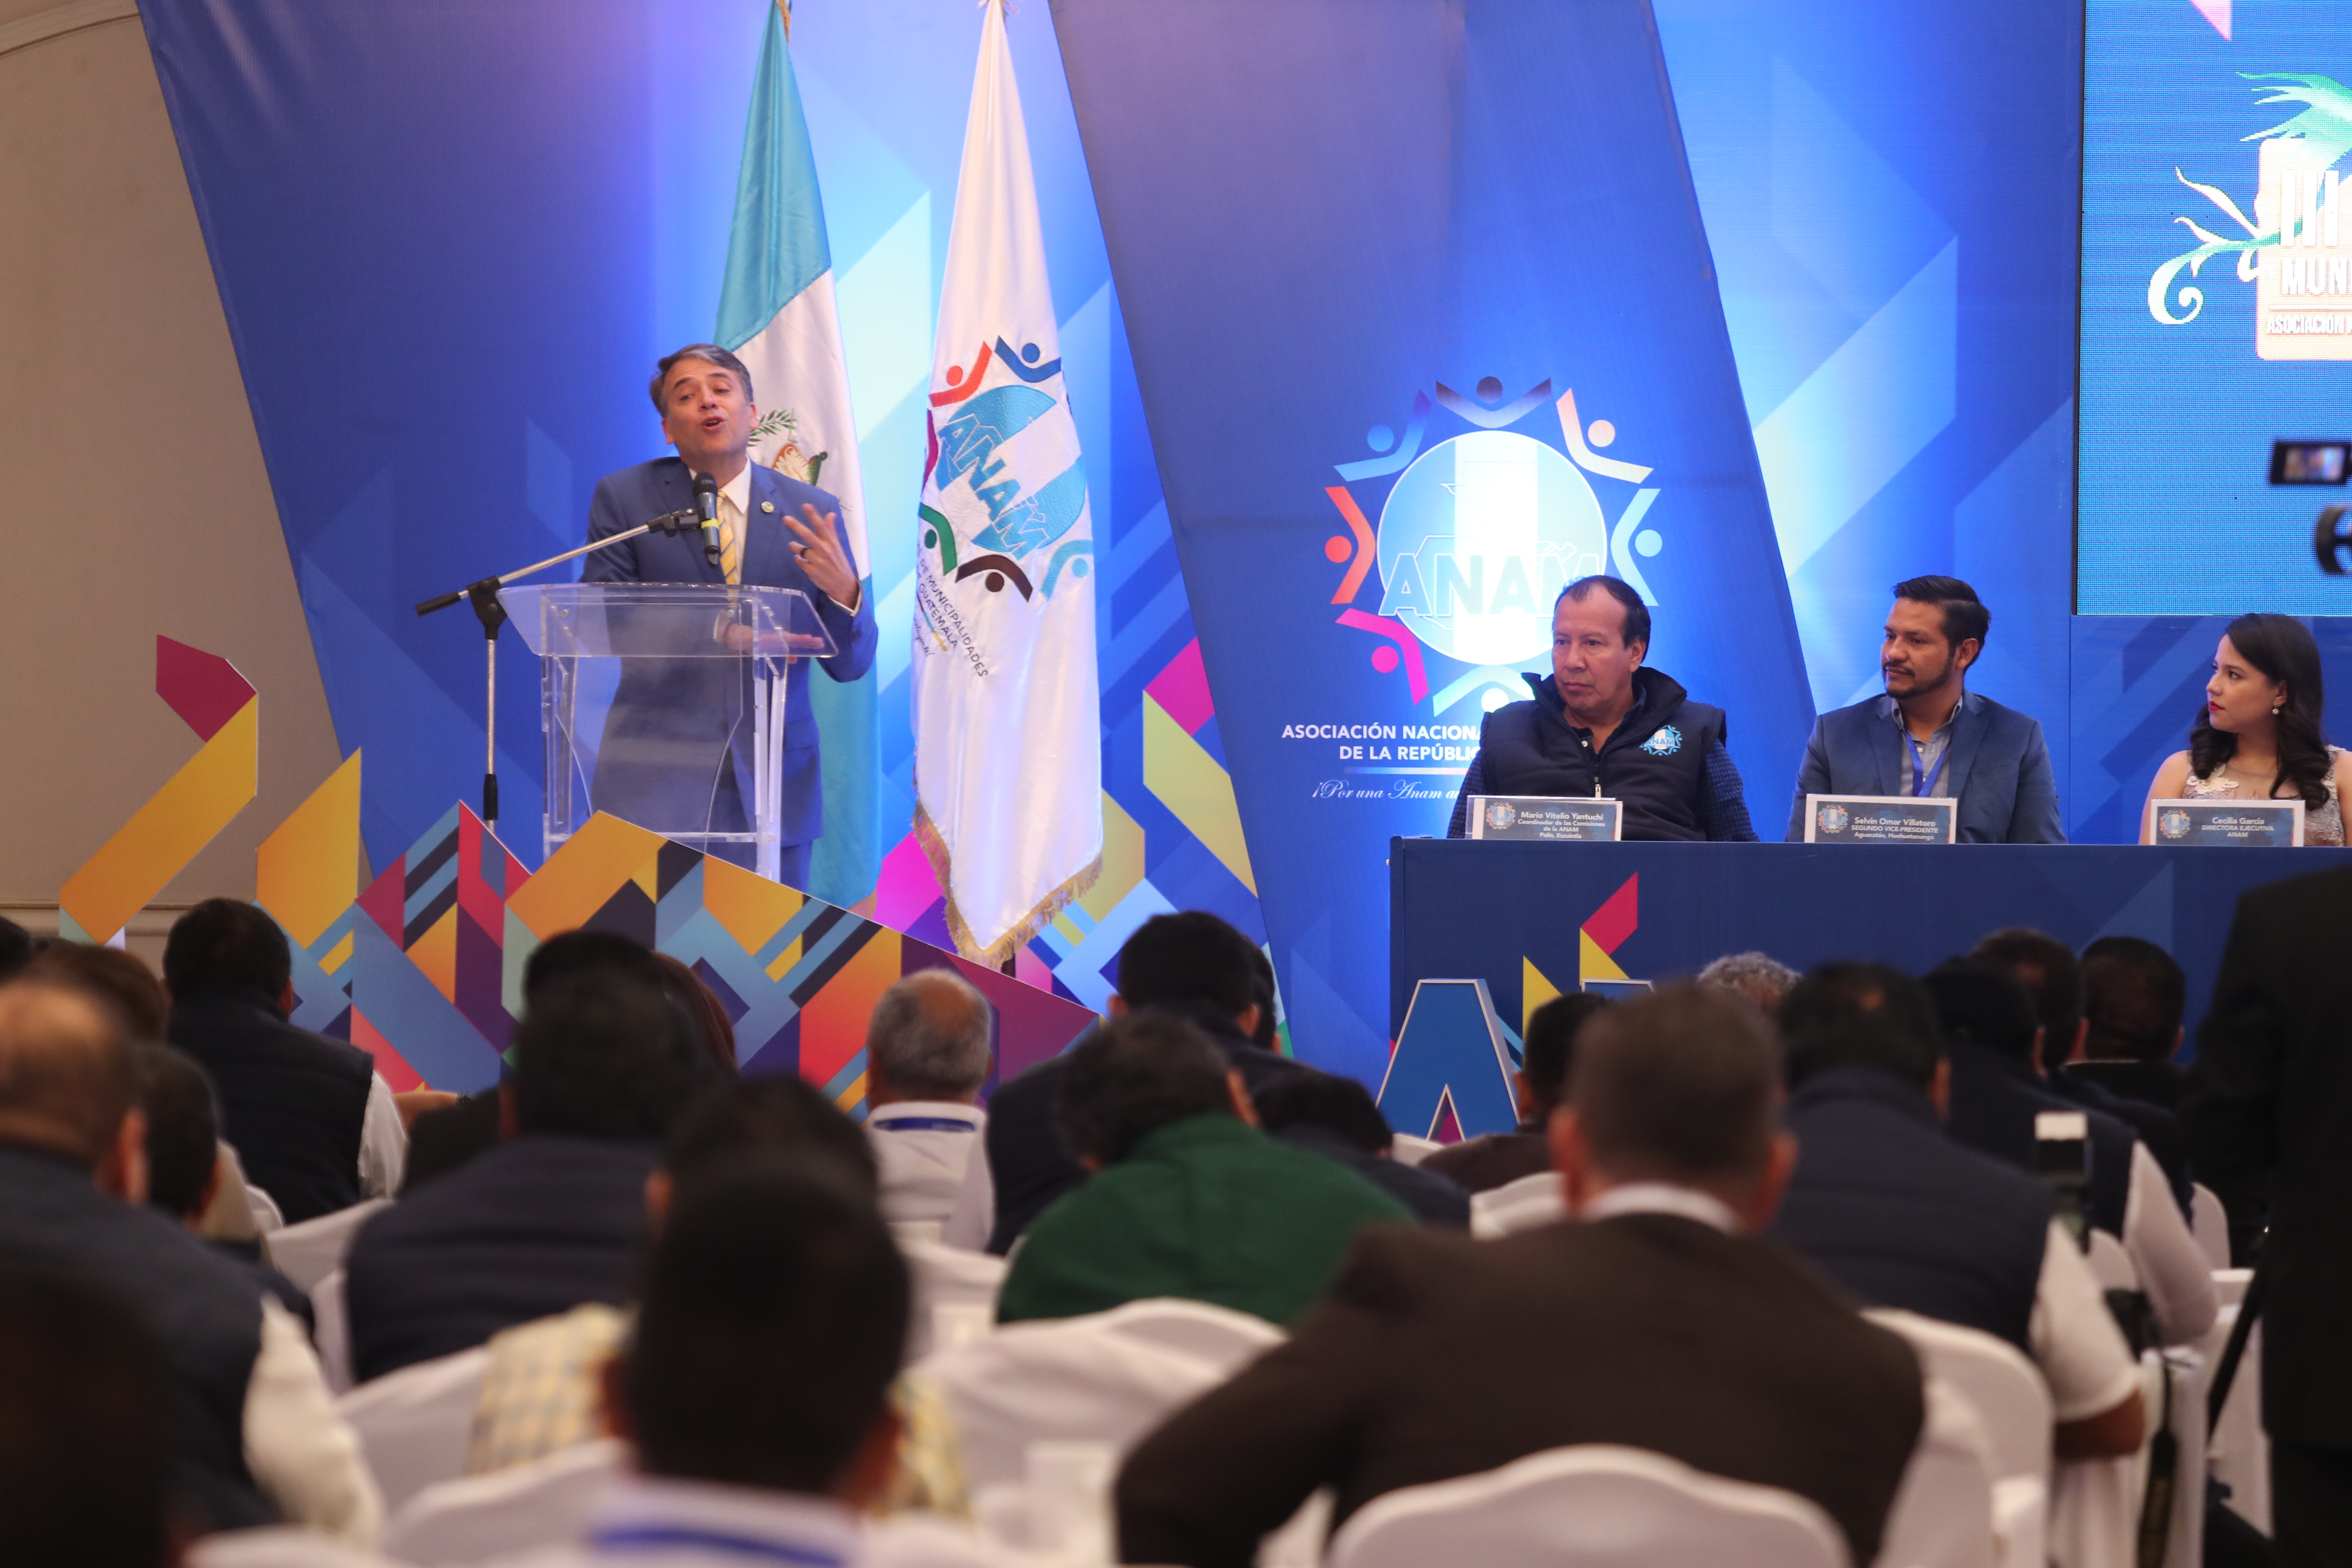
582 344 877 885
1786 576 2062 844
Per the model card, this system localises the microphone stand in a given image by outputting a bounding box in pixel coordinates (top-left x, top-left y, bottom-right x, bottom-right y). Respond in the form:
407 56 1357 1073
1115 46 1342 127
415 510 698 824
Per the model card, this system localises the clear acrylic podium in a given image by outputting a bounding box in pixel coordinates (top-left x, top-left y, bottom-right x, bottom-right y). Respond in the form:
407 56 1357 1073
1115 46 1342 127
500 583 837 879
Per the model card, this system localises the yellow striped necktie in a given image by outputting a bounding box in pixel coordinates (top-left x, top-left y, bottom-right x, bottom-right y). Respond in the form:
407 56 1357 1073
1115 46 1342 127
720 497 744 586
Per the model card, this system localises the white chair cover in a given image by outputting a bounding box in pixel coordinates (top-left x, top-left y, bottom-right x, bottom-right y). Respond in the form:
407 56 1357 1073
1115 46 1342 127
266 1198 392 1294
1093 1296 1284 1372
2199 1303 2268 1534
312 1268 355 1394
1468 1171 1562 1238
1878 1380 2000 1568
914 1308 1240 1490
1866 1311 2051 1568
2049 1349 2165 1568
2084 1229 2139 1294
1326 1444 1847 1568
334 1345 491 1513
1389 1134 1439 1167
383 1436 622 1565
186 1525 402 1568
900 1237 1008 1360
2188 1185 2230 1271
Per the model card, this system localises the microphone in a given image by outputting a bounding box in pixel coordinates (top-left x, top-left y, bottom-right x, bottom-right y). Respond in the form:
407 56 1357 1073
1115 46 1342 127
693 472 722 567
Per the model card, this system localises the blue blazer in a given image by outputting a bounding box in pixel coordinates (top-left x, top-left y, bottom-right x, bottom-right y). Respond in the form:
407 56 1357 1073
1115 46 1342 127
579 458 877 847
1786 689 2064 844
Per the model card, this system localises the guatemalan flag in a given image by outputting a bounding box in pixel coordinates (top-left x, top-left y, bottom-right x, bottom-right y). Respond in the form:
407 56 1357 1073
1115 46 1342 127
716 0 878 907
913 0 1102 965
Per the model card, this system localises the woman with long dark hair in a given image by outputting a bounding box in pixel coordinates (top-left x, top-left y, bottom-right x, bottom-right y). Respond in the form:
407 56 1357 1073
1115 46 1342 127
2140 614 2352 845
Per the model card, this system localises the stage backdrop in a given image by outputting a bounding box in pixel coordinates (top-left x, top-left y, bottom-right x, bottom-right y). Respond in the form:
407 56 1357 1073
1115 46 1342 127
137 0 1262 1028
1053 0 1816 1084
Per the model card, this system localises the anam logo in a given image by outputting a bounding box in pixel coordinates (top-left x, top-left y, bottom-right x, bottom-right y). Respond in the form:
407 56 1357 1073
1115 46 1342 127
2150 74 2352 359
1321 378 1667 716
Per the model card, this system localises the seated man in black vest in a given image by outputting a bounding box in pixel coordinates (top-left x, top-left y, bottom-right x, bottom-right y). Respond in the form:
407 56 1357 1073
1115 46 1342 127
1446 576 1757 841
0 977 380 1539
1767 961 2144 1457
1118 987 1922 1568
345 971 704 1382
164 897 405 1223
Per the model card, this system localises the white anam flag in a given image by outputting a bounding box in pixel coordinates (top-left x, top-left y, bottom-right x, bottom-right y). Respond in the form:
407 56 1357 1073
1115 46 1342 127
913 0 1102 965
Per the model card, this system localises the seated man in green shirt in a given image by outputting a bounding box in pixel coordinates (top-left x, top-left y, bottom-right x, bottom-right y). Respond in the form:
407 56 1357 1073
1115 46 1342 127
995 1014 1409 1328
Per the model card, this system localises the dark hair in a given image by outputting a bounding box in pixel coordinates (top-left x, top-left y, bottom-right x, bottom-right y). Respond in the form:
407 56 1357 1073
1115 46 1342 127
1568 986 1779 1184
1114 912 1262 1020
2188 613 2333 809
0 1261 173 1567
2080 937 2187 1064
25 946 169 1041
1973 928 2080 1075
0 918 34 982
0 980 136 1170
132 1044 220 1221
664 1074 877 1196
1893 576 1990 655
162 899 291 1000
624 1158 906 1492
522 929 667 1007
1056 1013 1237 1166
1778 962 1942 1090
1246 946 1281 1052
653 952 739 1078
1253 1069 1392 1155
510 974 704 1139
1921 956 2040 1065
1558 575 1651 653
649 343 755 415
1521 992 1612 1114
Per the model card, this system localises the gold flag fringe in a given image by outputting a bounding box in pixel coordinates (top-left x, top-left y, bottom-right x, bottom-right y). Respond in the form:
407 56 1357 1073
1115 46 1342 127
914 798 1102 971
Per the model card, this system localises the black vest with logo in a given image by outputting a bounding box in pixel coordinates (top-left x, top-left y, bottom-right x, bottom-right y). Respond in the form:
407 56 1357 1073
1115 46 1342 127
1473 668 1725 842
0 1145 270 1530
168 986 373 1224
1770 1068 2052 1354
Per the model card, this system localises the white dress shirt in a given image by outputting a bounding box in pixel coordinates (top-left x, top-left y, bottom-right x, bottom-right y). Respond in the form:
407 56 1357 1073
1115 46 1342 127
358 1072 407 1199
865 1102 988 1231
1577 1181 1743 1233
939 1134 997 1253
245 1295 385 1544
2027 1219 2144 1422
2119 1142 2218 1347
490 1472 1001 1568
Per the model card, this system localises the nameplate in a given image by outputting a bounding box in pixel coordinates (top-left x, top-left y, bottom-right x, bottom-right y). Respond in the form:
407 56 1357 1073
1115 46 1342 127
1467 795 1622 842
1803 794 1958 846
2146 798 2305 847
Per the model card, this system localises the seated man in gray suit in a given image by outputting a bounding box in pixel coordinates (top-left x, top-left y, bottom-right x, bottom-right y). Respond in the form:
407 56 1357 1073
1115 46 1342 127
1786 576 2063 844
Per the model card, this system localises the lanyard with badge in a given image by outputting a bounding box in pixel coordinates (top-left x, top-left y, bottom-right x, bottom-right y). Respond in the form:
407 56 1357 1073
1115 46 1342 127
1904 730 1948 798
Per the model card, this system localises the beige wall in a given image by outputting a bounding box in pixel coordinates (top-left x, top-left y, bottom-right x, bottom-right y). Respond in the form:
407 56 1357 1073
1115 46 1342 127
0 0 345 937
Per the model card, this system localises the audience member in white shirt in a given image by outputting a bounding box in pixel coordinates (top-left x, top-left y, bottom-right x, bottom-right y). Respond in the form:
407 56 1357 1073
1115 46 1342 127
861 971 994 1233
505 1157 992 1568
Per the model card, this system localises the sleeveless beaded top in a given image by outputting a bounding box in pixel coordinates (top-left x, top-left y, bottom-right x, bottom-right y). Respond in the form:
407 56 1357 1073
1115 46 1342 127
2182 744 2346 847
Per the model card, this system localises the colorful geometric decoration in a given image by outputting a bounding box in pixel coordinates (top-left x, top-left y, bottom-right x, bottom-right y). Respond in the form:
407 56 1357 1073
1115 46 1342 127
60 637 258 945
1576 874 1639 984
1375 977 1519 1141
256 750 363 950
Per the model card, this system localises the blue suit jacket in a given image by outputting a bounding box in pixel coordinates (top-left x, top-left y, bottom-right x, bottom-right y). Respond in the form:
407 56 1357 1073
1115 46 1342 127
580 458 877 847
1785 689 2064 844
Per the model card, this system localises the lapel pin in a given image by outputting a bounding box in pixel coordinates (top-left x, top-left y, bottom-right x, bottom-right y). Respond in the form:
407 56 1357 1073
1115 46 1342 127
760 501 775 514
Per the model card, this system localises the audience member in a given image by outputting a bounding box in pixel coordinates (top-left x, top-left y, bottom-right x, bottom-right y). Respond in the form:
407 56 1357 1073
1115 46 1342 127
162 898 405 1222
1420 992 1609 1192
981 911 1298 1253
2190 860 2352 1556
465 1074 966 1518
0 1261 175 1568
1252 1069 1470 1227
511 1160 988 1568
345 971 702 1381
24 942 170 1039
861 970 994 1230
1975 927 2193 1206
0 979 380 1540
1116 987 1924 1568
1768 962 2144 1456
2074 936 2190 1111
131 1043 314 1330
1698 949 1801 1012
0 915 32 980
1925 957 2214 1348
401 928 672 1192
652 950 739 1076
996 1013 1406 1327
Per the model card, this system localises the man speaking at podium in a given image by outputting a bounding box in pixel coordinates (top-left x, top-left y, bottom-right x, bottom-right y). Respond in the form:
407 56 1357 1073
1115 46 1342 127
1446 577 1757 842
581 344 877 882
